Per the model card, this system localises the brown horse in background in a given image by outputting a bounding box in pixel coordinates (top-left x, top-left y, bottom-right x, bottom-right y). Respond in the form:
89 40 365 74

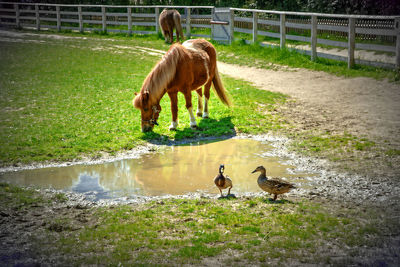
133 39 231 132
159 9 184 43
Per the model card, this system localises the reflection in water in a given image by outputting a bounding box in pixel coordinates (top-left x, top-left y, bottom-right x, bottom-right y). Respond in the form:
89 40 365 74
0 139 314 200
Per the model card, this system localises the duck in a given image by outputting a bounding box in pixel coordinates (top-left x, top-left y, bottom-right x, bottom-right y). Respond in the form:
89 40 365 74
251 166 295 201
214 164 233 197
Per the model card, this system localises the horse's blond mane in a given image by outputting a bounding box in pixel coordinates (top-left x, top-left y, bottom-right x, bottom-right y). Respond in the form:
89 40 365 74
141 44 185 104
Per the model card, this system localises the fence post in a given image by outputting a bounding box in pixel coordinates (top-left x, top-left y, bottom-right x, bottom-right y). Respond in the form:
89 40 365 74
229 8 234 44
14 3 20 28
252 11 258 43
395 17 400 69
348 17 355 68
102 6 106 32
155 7 159 35
185 7 191 39
56 5 61 32
127 7 132 36
211 7 215 39
35 4 40 31
311 15 317 61
78 6 83 33
280 13 286 48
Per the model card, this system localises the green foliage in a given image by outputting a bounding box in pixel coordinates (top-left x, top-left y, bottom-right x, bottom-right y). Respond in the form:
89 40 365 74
20 0 399 14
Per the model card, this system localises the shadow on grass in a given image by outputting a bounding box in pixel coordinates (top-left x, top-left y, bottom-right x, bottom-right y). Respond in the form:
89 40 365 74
140 116 236 145
262 198 295 205
218 194 237 200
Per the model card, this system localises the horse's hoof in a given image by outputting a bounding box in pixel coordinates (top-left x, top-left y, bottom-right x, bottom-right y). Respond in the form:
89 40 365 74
190 125 197 129
196 112 202 117
202 112 209 119
169 121 178 131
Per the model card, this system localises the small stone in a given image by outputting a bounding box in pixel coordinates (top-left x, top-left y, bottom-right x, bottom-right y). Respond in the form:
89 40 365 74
0 211 10 217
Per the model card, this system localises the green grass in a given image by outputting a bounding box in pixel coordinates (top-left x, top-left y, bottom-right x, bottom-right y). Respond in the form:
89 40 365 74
33 197 384 265
291 133 376 154
5 183 385 265
0 182 46 208
0 33 286 165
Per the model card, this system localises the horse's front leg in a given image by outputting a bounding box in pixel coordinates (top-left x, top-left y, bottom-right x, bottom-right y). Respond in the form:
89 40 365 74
168 92 178 130
184 91 197 128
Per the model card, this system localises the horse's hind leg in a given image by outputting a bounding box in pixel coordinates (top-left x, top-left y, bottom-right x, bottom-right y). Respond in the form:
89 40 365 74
173 13 183 42
202 81 212 118
196 88 203 117
161 27 169 43
162 29 168 43
168 27 174 43
184 91 197 128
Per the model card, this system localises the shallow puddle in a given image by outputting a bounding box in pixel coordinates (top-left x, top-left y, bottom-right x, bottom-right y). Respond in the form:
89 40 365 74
0 139 314 200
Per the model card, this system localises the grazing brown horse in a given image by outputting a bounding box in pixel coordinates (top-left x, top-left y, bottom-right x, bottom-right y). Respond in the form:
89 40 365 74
159 9 184 43
133 39 231 132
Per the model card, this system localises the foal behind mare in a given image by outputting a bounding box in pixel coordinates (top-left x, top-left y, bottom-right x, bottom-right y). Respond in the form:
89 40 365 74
159 9 184 43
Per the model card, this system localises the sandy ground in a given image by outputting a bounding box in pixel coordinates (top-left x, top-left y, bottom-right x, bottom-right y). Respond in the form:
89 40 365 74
218 62 400 145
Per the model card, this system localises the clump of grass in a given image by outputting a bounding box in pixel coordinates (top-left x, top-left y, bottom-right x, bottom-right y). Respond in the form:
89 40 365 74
289 131 378 161
0 182 45 208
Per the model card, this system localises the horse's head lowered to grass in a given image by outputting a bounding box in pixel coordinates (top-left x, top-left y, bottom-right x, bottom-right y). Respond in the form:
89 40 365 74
133 91 162 132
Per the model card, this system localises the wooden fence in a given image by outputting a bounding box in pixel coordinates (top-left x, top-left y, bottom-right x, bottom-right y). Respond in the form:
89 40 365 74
0 3 214 38
0 2 399 69
229 8 400 69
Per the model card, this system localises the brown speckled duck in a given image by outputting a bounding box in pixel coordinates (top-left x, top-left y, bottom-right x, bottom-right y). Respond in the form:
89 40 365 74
214 164 232 197
251 166 295 201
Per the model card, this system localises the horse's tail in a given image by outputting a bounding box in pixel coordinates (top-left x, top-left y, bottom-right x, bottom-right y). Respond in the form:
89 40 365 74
212 65 231 107
173 13 184 41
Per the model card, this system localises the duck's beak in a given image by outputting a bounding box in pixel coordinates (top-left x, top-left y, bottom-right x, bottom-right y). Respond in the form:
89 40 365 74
251 169 257 173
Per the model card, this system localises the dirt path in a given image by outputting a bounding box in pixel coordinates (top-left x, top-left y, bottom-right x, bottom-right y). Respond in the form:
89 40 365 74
218 62 400 146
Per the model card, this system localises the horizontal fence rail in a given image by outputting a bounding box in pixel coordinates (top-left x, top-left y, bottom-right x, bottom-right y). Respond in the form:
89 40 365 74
0 2 399 69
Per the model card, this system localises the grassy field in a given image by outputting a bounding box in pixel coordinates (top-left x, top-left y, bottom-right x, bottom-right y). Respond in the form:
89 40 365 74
1 182 394 266
1 30 396 166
